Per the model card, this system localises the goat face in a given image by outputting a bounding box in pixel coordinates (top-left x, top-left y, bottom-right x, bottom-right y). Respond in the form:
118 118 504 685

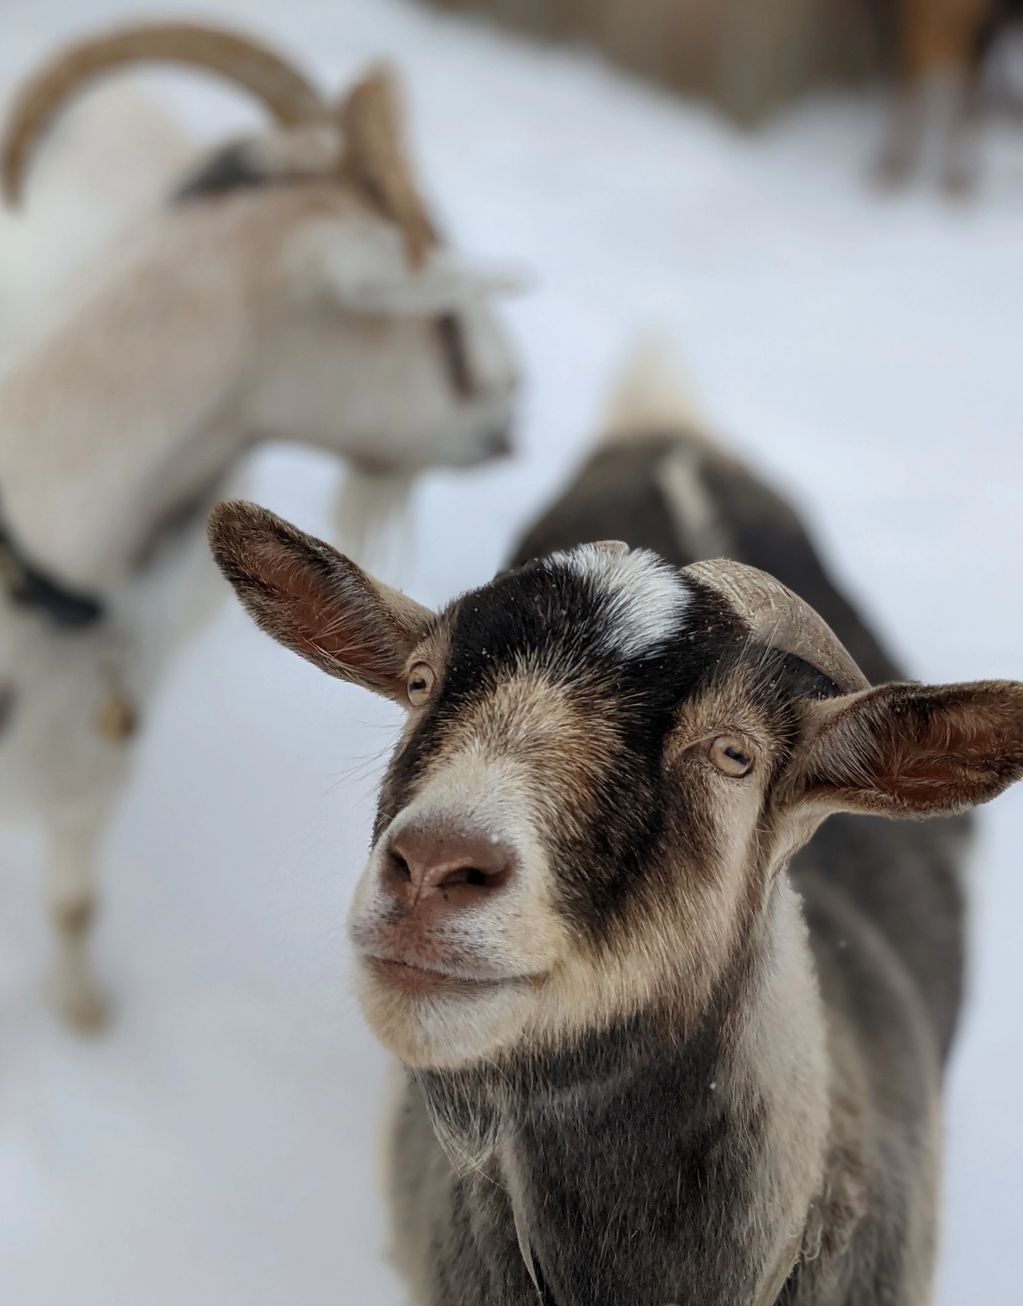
210 503 1023 1070
236 188 519 474
175 121 519 473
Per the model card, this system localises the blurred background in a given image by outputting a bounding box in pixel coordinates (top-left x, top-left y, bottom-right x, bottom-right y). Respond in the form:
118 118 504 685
0 0 1021 1302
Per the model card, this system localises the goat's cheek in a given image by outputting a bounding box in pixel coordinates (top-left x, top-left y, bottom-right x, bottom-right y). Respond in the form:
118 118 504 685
711 782 761 869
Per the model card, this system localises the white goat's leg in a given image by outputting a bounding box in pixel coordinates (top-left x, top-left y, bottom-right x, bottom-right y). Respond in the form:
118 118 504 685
943 66 985 195
44 802 112 1031
876 78 931 186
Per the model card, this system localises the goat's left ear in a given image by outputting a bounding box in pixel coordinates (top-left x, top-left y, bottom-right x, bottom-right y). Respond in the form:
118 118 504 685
207 500 434 700
793 681 1023 818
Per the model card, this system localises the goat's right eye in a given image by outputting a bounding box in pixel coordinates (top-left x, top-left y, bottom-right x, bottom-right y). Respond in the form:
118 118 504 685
708 736 755 778
406 663 436 707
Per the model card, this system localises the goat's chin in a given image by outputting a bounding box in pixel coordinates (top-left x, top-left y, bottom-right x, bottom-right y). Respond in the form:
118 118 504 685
353 965 537 1069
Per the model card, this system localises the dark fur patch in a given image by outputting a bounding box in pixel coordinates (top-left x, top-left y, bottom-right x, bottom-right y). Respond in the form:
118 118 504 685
0 499 103 627
511 437 683 567
435 312 475 398
413 973 772 1305
0 682 15 735
175 143 270 202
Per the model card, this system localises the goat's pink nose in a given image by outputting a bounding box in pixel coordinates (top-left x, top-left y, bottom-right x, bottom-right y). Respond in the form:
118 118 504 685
383 824 515 912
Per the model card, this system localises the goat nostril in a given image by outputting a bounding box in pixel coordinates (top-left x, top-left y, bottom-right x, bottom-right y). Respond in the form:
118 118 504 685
385 849 412 887
385 828 515 905
434 864 505 892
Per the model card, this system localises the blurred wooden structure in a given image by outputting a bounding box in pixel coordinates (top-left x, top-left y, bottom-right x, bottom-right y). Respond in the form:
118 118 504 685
428 0 888 124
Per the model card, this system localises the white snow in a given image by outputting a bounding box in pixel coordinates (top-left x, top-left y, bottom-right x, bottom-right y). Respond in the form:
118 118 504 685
1 2 1022 1303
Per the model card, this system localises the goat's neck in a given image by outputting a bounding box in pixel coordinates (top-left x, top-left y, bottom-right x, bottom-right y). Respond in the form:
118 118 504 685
418 874 831 1305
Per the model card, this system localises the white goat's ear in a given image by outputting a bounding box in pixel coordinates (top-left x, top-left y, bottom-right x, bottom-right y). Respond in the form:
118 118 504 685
208 500 434 700
793 681 1023 818
282 216 515 316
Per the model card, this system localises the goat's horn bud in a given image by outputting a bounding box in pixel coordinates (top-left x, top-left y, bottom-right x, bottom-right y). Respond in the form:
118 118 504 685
684 558 869 694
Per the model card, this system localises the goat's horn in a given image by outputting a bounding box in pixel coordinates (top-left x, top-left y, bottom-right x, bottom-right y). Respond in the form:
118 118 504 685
684 558 869 694
2 21 325 204
336 63 438 269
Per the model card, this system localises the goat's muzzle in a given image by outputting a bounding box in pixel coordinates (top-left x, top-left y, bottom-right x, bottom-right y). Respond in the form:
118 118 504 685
348 817 544 1006
383 821 517 915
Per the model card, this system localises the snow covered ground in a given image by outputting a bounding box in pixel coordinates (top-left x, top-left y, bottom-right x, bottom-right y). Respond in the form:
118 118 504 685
1 1 1022 1302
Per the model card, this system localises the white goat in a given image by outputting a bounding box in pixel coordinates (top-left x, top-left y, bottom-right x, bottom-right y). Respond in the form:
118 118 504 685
0 20 519 1029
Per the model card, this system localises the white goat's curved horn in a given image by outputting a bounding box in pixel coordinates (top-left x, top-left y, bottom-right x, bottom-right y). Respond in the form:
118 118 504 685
684 558 869 694
336 62 438 269
2 21 325 205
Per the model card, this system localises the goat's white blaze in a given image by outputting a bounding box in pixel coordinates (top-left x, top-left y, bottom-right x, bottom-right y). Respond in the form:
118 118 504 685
546 545 689 658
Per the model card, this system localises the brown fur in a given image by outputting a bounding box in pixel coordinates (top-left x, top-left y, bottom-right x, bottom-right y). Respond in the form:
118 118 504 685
897 0 999 75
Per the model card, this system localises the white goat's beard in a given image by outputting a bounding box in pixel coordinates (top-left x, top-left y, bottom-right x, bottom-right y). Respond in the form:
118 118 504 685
353 965 538 1069
333 465 416 582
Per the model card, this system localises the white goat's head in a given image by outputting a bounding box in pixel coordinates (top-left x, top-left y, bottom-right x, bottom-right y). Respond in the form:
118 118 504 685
1 22 519 495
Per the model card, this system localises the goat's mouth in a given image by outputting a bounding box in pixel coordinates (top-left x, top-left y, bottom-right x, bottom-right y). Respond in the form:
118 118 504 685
362 954 544 999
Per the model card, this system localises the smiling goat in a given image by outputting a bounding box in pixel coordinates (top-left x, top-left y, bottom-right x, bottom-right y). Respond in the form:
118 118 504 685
209 355 1021 1305
0 21 517 1029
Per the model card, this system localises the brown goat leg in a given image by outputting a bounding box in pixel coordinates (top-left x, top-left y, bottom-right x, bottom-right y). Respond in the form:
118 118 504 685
944 62 986 193
45 810 109 1032
876 78 931 185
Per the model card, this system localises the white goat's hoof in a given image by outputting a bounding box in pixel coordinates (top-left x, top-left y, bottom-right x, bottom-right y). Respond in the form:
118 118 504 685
51 974 110 1034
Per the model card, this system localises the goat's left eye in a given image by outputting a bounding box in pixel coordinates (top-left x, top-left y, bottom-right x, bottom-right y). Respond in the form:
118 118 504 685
406 662 436 707
708 736 755 778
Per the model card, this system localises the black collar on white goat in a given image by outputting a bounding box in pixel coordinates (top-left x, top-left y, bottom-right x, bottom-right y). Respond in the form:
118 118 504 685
0 500 103 626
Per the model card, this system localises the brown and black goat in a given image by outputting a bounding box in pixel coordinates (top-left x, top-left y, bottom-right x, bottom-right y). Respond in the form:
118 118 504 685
209 358 1022 1304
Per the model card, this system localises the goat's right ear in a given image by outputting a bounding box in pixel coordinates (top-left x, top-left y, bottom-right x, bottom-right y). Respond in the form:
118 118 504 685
207 501 434 700
792 680 1023 818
